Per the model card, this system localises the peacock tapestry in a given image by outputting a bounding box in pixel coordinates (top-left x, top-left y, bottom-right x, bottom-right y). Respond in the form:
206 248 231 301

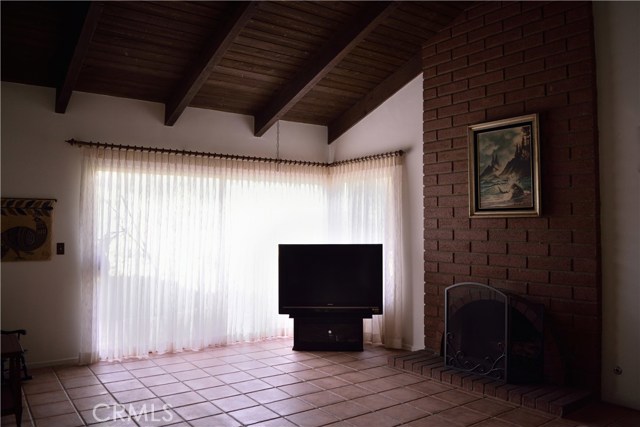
1 198 56 261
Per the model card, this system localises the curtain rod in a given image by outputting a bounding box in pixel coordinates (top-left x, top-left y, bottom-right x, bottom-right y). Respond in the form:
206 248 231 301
65 139 403 168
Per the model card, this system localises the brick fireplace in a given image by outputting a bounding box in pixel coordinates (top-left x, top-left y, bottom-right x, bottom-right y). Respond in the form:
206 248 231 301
422 1 601 391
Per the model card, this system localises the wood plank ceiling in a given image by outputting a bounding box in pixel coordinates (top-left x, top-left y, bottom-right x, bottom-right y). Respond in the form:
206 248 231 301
1 1 470 143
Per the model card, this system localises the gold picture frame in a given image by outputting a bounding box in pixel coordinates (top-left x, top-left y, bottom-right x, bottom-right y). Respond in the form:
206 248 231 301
468 114 541 218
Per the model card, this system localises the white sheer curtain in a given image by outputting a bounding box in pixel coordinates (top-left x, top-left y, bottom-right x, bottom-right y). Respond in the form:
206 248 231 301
329 156 404 349
79 146 404 362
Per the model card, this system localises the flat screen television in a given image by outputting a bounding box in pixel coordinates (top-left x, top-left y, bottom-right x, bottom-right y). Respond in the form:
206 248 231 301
279 244 383 317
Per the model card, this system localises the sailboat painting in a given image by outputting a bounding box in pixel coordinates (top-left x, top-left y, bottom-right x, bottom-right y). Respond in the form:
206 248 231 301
468 114 541 217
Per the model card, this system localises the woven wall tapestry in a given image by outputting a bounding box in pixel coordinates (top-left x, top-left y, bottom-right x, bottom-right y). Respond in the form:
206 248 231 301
1 198 56 262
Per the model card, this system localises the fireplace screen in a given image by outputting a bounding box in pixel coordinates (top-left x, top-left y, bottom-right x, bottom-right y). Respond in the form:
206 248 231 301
445 282 544 384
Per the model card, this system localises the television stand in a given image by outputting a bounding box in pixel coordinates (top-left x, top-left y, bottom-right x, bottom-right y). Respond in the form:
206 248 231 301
292 316 364 351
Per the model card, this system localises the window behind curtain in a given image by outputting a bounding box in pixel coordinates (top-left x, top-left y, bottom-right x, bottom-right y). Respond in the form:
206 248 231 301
80 147 403 362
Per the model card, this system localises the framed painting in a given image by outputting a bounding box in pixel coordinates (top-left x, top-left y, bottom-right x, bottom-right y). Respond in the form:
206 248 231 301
1 198 56 261
468 114 541 217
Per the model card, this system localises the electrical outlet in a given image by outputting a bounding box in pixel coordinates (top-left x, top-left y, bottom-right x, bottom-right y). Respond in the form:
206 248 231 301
56 242 65 255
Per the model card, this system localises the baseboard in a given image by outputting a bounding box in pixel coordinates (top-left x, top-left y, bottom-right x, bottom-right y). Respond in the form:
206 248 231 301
29 357 79 369
403 344 425 352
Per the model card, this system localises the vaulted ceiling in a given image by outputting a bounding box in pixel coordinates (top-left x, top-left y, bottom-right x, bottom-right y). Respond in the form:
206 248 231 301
1 1 470 143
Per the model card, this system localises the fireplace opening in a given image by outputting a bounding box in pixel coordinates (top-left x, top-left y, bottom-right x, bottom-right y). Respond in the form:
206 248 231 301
445 282 544 384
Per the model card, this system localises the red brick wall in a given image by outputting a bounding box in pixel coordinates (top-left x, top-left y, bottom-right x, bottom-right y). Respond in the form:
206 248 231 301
422 1 601 390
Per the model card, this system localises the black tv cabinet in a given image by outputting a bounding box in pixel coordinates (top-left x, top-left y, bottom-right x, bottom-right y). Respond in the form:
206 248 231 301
293 316 364 351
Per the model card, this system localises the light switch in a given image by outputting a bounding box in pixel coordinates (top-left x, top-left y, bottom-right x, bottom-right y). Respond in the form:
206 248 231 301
56 242 65 255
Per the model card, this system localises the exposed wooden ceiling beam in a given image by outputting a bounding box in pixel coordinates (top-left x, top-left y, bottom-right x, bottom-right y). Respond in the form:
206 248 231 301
328 52 422 144
164 1 259 126
253 1 398 137
55 1 103 114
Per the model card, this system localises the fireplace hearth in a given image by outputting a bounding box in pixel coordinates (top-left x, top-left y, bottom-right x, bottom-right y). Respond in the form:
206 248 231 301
445 282 544 384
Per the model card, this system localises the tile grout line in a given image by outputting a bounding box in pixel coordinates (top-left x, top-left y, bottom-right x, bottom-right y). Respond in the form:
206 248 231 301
19 340 570 427
110 355 186 426
48 358 424 426
19 387 36 427
44 367 87 427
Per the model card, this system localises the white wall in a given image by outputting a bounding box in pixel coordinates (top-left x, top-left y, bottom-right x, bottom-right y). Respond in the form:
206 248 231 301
594 1 640 410
1 76 426 364
331 75 424 351
0 83 327 366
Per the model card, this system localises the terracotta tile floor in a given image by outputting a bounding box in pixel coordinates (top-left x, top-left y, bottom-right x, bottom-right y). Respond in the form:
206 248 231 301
2 338 639 427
